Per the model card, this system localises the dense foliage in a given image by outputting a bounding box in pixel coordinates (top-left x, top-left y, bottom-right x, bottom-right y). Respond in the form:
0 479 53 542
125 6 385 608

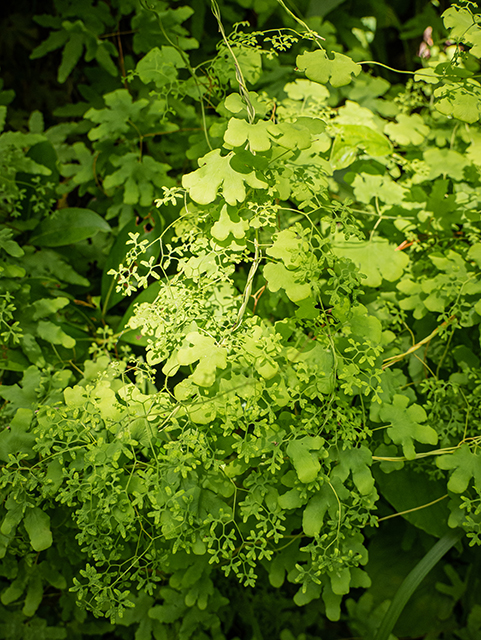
1 0 481 638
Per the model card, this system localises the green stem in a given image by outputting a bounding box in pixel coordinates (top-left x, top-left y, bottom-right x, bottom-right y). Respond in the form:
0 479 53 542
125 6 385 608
374 529 463 640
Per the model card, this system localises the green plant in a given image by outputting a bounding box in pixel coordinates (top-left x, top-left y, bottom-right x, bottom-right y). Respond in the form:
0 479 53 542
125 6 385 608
2 1 481 639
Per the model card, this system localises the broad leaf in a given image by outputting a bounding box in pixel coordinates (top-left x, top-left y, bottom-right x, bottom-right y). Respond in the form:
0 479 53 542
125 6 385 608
24 507 53 551
182 149 268 205
297 50 361 87
379 395 438 460
30 208 110 246
437 444 481 493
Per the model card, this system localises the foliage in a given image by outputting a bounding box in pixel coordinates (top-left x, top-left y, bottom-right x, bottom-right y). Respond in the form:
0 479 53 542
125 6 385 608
2 1 481 639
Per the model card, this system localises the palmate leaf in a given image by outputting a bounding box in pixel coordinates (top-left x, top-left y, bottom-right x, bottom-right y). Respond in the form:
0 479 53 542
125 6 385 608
286 435 325 483
437 444 481 493
443 6 481 57
296 50 361 87
31 19 117 83
182 149 268 205
86 90 149 141
384 113 429 146
224 118 272 152
331 124 392 170
263 262 311 302
332 237 409 288
433 81 481 124
136 46 185 87
103 154 172 206
177 332 228 387
379 395 438 460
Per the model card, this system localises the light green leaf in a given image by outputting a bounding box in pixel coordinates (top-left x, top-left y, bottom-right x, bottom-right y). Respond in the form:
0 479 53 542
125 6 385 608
211 205 249 241
350 173 406 206
182 149 268 205
423 147 468 181
437 444 481 493
30 208 110 246
331 446 374 495
331 124 392 169
37 321 76 349
263 262 311 302
177 332 227 387
433 82 481 124
467 242 481 268
268 121 312 150
32 297 69 320
384 113 429 146
297 50 361 87
24 507 53 551
332 237 409 287
266 229 308 268
379 395 438 460
286 435 324 483
443 6 481 57
224 118 271 152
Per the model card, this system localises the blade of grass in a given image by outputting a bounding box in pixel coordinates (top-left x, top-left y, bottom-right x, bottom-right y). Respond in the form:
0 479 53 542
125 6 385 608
374 528 463 640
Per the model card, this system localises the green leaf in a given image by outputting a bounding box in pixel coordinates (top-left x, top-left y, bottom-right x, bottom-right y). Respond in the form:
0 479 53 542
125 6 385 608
443 6 481 57
297 50 361 87
177 332 227 387
384 113 429 146
302 486 332 536
37 321 76 349
103 154 171 206
0 106 6 132
0 229 24 257
224 118 272 152
331 124 392 169
286 436 324 483
30 208 111 246
136 46 185 87
374 466 450 538
264 262 311 303
86 89 149 141
379 395 438 460
182 149 268 205
1 496 26 536
24 507 53 551
332 237 409 287
437 444 481 493
211 205 249 241
331 446 374 495
22 569 43 617
32 297 69 320
58 26 85 83
102 211 163 311
30 29 69 59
